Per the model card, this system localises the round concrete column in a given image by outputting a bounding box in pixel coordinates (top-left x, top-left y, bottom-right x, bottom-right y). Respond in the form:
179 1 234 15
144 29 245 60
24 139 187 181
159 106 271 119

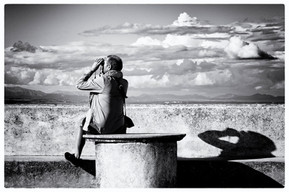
83 133 185 188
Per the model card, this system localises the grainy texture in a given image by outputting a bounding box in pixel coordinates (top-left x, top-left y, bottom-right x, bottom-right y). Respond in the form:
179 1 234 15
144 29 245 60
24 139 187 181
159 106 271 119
5 159 96 188
4 104 284 157
94 142 177 187
4 156 284 188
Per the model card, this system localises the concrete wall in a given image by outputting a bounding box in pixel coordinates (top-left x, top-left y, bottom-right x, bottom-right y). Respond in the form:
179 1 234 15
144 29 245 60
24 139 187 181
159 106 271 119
5 156 285 188
4 104 284 158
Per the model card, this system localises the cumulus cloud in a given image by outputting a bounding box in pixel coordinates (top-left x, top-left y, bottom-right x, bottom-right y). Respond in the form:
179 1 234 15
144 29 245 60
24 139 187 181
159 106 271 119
200 39 229 49
131 36 162 46
172 12 200 27
5 41 142 69
5 66 86 86
80 12 232 37
163 34 203 48
193 72 214 85
5 11 284 96
5 67 36 85
224 36 276 59
10 41 37 53
79 13 284 54
193 70 232 86
127 68 233 89
126 74 170 88
132 33 229 52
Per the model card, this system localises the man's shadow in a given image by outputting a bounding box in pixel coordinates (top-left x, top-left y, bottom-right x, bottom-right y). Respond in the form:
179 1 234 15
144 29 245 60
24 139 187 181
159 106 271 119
198 128 276 159
175 128 283 188
72 128 282 187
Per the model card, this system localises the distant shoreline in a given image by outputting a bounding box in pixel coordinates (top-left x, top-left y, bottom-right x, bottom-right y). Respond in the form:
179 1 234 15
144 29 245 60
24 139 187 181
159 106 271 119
4 103 285 110
4 101 285 105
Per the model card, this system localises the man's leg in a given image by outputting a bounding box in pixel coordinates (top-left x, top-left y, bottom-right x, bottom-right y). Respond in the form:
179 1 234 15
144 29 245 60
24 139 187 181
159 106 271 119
83 109 92 131
75 118 86 159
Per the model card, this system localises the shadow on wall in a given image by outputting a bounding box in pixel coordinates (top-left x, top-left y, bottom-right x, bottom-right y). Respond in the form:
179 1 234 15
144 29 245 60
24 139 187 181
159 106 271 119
198 128 276 159
176 128 283 187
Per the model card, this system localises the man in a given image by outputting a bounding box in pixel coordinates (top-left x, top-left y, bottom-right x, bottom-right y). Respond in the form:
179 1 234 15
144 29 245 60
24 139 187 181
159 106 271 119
65 55 128 163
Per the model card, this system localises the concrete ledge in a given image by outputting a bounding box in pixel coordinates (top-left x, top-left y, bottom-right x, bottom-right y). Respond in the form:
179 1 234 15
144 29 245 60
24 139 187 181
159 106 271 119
83 133 186 143
5 156 284 188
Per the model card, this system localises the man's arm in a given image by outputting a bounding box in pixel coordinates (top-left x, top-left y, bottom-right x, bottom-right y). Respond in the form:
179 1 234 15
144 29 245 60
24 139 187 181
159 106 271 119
76 58 105 91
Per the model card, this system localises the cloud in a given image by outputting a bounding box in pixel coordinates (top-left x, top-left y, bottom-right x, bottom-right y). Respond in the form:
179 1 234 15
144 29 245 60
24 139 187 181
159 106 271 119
126 74 170 88
162 34 201 48
132 34 228 48
7 39 222 77
131 36 162 46
172 12 200 27
255 86 263 90
193 70 233 86
230 17 284 45
5 67 36 85
79 13 284 56
200 39 229 49
193 72 214 85
270 81 284 90
127 68 233 89
4 11 284 96
224 36 276 59
5 41 139 69
198 50 219 57
80 12 232 37
5 66 87 86
10 41 37 53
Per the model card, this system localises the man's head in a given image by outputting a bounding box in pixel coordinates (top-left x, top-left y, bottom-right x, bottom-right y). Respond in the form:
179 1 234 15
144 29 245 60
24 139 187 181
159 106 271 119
103 55 123 73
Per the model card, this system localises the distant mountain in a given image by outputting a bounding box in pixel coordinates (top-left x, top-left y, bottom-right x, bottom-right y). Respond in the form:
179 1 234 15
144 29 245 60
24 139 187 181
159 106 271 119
127 94 209 104
4 86 284 104
5 86 46 98
213 93 284 103
215 93 238 99
5 86 88 104
127 93 284 104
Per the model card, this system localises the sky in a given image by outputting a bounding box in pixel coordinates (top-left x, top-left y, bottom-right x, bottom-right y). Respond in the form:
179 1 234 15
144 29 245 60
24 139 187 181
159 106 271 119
4 4 285 97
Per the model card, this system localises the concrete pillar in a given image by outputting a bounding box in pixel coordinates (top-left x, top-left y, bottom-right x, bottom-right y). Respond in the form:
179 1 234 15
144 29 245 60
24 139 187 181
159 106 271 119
83 133 185 188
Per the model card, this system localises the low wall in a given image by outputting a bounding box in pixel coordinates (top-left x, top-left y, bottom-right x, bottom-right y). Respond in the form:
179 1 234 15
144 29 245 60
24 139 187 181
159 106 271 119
5 156 284 187
4 104 284 158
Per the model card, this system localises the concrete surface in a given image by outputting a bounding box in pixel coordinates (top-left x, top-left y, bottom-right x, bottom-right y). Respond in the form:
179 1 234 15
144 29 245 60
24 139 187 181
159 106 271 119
4 104 284 158
82 134 185 187
94 142 177 187
83 133 186 142
5 156 284 188
4 104 284 188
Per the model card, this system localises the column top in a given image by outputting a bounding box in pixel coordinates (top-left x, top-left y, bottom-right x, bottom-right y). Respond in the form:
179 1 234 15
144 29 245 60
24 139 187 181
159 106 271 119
83 133 186 143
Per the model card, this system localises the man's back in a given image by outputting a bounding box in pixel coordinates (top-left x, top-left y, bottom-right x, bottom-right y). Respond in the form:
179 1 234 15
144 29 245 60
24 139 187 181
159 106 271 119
90 75 128 133
77 70 128 134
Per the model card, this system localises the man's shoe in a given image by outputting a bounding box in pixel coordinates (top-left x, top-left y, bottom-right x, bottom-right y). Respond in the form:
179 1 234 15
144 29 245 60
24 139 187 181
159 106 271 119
64 152 80 167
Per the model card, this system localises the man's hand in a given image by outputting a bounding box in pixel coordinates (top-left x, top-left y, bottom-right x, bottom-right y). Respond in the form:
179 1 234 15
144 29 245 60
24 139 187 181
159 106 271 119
225 127 239 136
91 58 104 72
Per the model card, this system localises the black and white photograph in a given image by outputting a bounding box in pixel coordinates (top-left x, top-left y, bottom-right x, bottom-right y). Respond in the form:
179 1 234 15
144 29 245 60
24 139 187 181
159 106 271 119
3 2 285 188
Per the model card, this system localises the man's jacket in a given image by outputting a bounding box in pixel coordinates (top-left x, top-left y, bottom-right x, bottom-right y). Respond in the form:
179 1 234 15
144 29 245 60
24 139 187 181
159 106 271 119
76 70 128 134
